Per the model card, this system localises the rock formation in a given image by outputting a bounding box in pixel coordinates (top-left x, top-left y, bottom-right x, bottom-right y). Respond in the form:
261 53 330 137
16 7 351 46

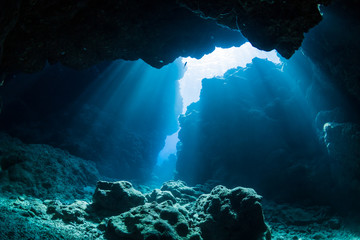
101 180 270 240
176 58 330 203
0 0 329 74
0 133 100 200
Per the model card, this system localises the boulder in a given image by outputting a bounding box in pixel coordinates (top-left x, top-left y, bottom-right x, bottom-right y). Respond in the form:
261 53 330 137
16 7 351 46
106 200 199 240
193 185 270 240
92 181 146 215
160 180 204 204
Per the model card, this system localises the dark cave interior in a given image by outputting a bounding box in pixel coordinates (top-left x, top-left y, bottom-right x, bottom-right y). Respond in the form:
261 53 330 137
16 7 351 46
0 0 360 239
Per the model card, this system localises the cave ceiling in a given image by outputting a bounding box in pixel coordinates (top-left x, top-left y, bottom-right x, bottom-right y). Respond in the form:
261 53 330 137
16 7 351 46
0 0 330 74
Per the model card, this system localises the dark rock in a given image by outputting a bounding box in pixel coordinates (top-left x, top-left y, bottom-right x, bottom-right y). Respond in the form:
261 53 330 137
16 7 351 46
106 201 197 240
0 0 244 73
146 189 177 204
301 0 360 103
0 133 100 200
92 181 146 215
160 180 204 204
322 122 360 212
45 200 89 224
193 185 269 240
327 217 341 230
176 58 328 203
179 0 329 59
0 0 329 74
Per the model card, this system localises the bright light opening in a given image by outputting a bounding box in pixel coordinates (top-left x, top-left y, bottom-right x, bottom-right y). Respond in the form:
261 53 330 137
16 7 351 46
156 42 281 172
180 42 281 113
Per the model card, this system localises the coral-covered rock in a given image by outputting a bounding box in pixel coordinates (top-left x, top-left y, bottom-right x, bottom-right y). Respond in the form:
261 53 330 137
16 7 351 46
146 189 177 204
106 200 198 240
45 200 89 224
160 180 204 204
193 185 270 240
0 133 100 200
92 181 146 215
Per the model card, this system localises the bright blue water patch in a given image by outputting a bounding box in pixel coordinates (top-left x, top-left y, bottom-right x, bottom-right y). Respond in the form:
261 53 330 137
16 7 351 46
156 42 282 168
157 130 179 166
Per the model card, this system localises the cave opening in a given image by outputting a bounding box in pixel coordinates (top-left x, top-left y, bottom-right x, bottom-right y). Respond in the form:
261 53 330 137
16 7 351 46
154 42 281 183
1 1 360 238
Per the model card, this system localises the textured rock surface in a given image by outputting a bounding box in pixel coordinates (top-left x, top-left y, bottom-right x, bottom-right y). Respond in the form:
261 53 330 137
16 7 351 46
0 181 359 240
0 0 329 73
179 0 330 59
0 0 244 73
105 181 269 240
106 201 199 240
262 201 349 240
92 181 146 215
45 199 89 224
323 122 360 211
0 133 100 200
160 180 204 204
193 185 270 240
301 0 360 103
0 196 104 240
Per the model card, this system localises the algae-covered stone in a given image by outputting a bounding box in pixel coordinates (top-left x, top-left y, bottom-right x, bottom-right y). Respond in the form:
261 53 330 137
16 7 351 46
193 185 269 240
146 189 177 204
160 180 203 204
106 200 198 240
45 200 89 224
92 181 145 215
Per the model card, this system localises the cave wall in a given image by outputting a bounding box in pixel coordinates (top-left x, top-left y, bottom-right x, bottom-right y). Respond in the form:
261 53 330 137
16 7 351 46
301 0 360 104
176 59 328 202
0 59 184 180
176 55 360 212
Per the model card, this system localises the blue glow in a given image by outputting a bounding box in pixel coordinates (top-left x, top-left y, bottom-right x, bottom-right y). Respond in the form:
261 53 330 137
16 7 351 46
156 130 179 166
180 42 281 113
157 42 282 170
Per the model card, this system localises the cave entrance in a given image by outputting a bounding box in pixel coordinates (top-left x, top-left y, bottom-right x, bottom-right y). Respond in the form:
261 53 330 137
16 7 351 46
154 42 281 182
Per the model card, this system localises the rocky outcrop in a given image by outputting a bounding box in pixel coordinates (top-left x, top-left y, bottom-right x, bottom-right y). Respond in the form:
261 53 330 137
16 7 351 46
92 181 146 216
176 58 329 203
322 122 360 211
0 133 100 200
104 180 269 240
0 0 244 73
193 185 270 240
301 0 360 103
179 0 330 59
0 180 357 240
106 201 200 240
0 0 329 73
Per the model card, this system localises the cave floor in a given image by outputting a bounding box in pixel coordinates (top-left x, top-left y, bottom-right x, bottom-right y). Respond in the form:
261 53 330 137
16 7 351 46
0 192 359 240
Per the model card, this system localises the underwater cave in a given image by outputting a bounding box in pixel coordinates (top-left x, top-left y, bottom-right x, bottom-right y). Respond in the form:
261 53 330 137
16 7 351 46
0 0 360 239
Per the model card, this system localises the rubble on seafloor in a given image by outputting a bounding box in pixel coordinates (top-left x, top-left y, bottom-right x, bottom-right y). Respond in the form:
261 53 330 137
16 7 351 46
1 179 359 240
0 133 359 239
